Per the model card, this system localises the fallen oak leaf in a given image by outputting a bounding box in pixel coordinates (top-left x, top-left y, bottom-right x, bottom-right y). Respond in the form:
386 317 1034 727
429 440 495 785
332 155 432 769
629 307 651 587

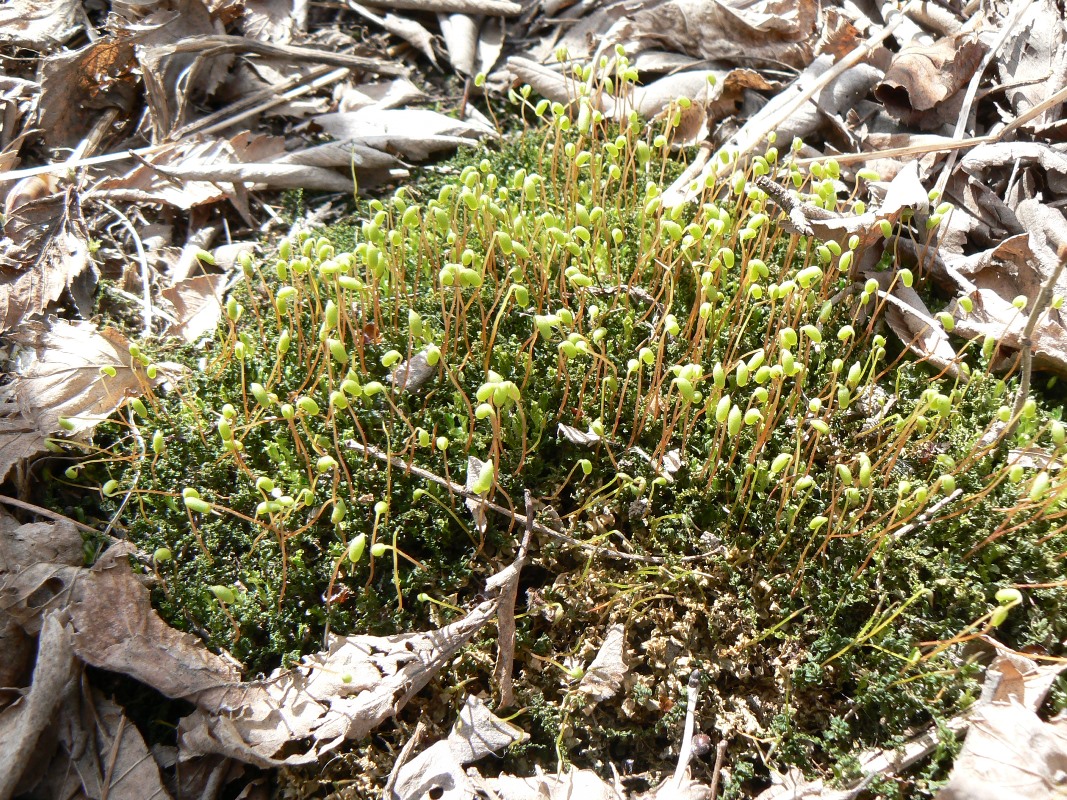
312 107 496 161
874 32 986 129
90 134 288 210
176 597 500 767
936 647 1067 800
0 540 497 767
0 612 80 799
160 273 227 344
390 696 528 800
628 0 819 71
0 189 94 330
0 319 185 481
346 2 439 66
0 0 80 46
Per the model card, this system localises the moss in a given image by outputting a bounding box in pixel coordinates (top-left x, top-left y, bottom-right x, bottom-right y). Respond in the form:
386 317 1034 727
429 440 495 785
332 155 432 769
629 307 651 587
60 63 1067 795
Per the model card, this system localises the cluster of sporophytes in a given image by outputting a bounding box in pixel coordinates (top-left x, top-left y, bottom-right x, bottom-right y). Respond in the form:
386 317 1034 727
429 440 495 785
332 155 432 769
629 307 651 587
60 54 1067 794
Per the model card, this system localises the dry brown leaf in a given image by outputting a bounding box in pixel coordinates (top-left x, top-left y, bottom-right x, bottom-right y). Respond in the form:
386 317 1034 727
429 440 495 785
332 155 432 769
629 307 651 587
161 273 227 343
0 188 93 331
313 107 496 161
628 0 818 71
880 282 963 380
391 696 527 800
0 524 512 773
937 649 1067 800
347 2 439 66
36 37 139 148
816 6 863 61
950 202 1067 375
439 12 480 76
0 320 183 481
434 12 502 77
37 685 173 800
389 350 436 394
336 77 428 113
558 422 601 447
465 456 491 534
135 0 232 140
937 704 1067 800
0 602 172 800
995 0 1067 129
577 623 627 703
488 767 625 800
177 597 499 766
151 161 355 192
1 544 242 693
138 27 405 141
874 32 986 130
960 142 1067 196
0 612 33 698
274 140 404 172
505 57 572 106
522 0 632 65
7 321 143 434
979 645 1067 710
355 0 519 15
241 0 301 43
91 133 289 209
3 174 59 218
0 0 80 46
0 613 80 799
477 15 505 76
627 69 775 147
0 517 85 573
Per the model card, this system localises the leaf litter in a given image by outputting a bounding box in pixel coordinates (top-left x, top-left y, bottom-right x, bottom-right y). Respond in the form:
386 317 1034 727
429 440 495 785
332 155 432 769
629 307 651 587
4 0 1067 796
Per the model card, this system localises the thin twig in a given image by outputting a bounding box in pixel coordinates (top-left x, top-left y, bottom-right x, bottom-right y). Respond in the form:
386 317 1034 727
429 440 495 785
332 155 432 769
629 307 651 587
0 494 105 536
155 34 407 76
383 719 428 800
345 440 715 564
670 669 702 789
708 740 728 800
492 490 534 706
185 67 350 140
890 488 963 541
100 201 154 337
1003 242 1067 443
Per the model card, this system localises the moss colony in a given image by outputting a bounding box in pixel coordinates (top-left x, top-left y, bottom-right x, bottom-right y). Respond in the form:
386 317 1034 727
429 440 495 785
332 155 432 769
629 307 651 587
67 61 1067 796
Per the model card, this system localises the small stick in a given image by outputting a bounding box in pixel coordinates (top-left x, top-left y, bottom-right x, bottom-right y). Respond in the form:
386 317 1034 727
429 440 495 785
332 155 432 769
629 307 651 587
383 719 428 800
492 491 534 706
100 201 154 337
0 494 108 537
708 740 728 800
345 440 716 564
1002 242 1067 443
890 489 963 542
670 669 702 789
